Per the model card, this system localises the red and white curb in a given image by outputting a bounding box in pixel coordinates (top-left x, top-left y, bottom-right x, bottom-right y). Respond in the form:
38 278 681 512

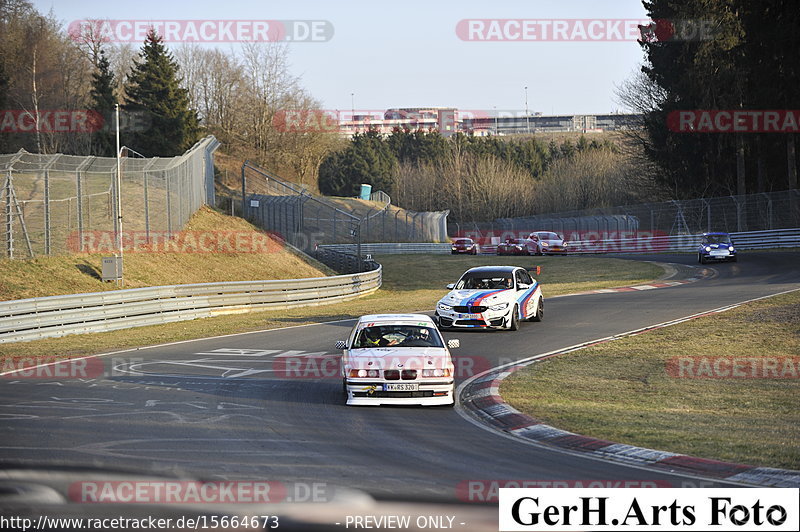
457 289 800 488
550 263 716 299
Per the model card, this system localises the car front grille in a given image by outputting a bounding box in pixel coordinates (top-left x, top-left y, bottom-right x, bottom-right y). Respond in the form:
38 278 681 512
455 319 487 326
453 306 487 313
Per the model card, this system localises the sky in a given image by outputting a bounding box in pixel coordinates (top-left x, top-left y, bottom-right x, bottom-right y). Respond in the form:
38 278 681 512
34 0 651 115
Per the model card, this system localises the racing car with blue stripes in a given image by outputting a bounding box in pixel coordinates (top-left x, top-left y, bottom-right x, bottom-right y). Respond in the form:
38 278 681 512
434 266 543 331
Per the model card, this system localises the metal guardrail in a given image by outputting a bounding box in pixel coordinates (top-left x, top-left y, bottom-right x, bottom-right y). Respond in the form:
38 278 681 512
323 228 800 256
566 228 800 254
0 266 381 343
320 243 452 254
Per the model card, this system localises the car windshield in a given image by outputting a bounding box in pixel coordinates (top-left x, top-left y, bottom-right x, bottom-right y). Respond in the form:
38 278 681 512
703 235 731 244
454 239 472 244
456 272 514 290
353 325 443 348
537 232 559 240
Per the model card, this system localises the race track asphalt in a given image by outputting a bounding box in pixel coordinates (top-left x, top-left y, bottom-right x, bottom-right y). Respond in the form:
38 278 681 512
1 252 798 507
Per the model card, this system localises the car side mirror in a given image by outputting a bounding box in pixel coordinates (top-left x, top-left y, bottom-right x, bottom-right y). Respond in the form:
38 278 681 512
334 340 347 350
447 339 460 349
446 283 455 289
518 283 530 290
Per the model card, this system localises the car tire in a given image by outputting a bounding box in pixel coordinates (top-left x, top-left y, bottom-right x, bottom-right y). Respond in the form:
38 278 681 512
698 254 705 264
531 298 544 322
508 306 520 331
535 248 543 256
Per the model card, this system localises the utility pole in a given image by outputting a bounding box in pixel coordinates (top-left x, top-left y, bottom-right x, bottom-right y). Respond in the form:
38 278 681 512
525 86 530 134
114 104 124 286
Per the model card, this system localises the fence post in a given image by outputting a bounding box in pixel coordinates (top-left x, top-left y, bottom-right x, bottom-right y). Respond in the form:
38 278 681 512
241 161 247 220
76 169 83 248
44 170 51 255
143 170 150 242
166 171 173 233
4 173 12 258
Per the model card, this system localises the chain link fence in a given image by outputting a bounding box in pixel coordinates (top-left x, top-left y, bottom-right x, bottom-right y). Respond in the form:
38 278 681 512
239 161 449 254
450 189 800 239
0 137 220 259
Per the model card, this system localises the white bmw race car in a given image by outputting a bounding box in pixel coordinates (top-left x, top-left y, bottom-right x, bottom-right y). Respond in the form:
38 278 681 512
336 314 458 406
434 266 543 331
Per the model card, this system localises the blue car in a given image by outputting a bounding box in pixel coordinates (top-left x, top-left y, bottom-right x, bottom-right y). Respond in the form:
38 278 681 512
698 232 737 264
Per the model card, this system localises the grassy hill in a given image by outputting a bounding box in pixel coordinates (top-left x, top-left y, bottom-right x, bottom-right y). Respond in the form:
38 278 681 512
0 206 333 301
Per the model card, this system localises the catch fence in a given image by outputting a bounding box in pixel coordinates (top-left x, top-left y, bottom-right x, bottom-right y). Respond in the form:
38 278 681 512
0 136 220 258
239 161 449 252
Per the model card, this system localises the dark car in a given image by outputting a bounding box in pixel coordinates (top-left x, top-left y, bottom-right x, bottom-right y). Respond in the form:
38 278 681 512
496 238 526 255
451 237 479 255
698 232 737 264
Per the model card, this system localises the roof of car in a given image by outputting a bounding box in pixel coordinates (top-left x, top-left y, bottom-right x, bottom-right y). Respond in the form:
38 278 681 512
464 266 519 274
357 314 435 323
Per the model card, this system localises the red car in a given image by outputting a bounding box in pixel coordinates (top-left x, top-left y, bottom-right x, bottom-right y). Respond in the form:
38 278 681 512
451 238 480 255
496 238 526 255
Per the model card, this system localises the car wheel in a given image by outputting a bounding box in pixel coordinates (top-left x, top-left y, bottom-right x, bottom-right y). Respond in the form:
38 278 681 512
698 254 705 264
508 306 520 331
535 248 543 256
531 298 544 322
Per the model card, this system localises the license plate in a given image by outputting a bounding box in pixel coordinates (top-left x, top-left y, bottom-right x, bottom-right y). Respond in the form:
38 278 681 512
710 250 728 256
384 383 419 392
457 313 479 319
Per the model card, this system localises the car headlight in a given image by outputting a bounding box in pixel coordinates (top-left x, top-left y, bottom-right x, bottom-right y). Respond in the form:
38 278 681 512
488 302 508 311
422 368 451 378
349 369 380 378
437 302 453 311
542 242 549 246
729 246 735 251
705 246 711 252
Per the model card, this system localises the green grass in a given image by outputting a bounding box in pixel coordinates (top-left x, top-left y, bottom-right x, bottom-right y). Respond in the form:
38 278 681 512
501 290 800 469
0 254 664 365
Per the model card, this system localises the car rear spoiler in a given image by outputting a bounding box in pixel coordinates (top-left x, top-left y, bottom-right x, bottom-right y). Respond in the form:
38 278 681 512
527 266 542 275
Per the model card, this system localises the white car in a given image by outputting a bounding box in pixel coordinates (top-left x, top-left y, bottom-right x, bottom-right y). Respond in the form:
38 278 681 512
336 314 458 406
434 266 543 331
525 231 568 255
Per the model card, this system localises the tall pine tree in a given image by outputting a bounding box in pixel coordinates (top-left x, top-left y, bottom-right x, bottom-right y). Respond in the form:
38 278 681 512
124 29 199 156
89 48 116 157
